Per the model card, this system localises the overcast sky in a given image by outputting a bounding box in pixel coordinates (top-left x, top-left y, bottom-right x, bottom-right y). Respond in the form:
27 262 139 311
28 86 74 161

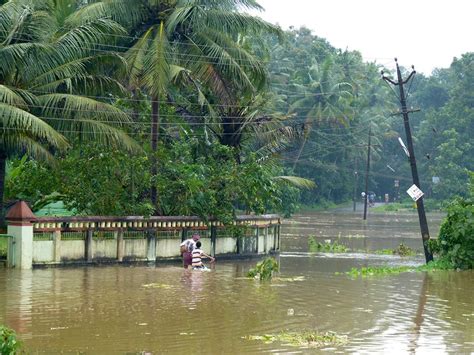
252 0 473 75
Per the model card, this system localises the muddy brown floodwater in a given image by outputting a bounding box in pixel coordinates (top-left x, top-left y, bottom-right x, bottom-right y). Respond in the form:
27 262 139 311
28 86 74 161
1 211 473 353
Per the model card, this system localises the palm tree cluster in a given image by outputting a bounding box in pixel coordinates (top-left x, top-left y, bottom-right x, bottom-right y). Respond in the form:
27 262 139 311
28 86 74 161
0 0 140 222
1 0 311 222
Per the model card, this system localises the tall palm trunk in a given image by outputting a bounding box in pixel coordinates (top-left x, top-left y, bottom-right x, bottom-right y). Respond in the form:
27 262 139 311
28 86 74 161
292 135 308 171
150 96 160 214
0 150 7 228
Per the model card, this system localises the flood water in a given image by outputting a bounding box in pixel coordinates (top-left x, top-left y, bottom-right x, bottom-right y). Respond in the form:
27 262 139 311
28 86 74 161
1 211 473 354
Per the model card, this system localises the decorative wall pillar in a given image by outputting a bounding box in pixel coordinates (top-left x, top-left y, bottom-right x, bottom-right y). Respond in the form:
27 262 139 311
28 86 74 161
116 230 124 262
85 229 93 262
146 230 156 262
53 230 61 263
6 201 36 269
210 226 217 257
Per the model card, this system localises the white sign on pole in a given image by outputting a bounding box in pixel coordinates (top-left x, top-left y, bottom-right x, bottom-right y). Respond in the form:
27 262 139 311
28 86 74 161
407 184 424 201
398 137 410 157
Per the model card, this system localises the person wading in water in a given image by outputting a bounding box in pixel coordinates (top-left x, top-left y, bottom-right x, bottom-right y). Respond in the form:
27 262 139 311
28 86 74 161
180 234 200 269
191 241 215 270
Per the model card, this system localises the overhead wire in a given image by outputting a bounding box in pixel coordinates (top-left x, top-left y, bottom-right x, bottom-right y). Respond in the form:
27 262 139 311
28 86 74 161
4 85 393 113
0 28 396 73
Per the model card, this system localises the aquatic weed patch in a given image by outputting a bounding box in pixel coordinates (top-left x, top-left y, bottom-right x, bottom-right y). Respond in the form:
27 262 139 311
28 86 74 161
308 236 348 253
344 259 458 278
344 266 415 278
244 331 347 348
373 243 417 256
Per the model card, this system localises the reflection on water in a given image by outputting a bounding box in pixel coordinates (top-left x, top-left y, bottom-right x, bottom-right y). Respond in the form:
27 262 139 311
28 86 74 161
0 212 472 354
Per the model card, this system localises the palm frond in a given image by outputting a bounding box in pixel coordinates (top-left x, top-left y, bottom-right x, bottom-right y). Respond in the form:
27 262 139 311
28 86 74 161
1 132 55 163
37 93 130 124
54 18 126 59
273 175 316 189
45 117 141 153
0 42 50 78
202 10 281 37
0 84 27 107
66 0 144 29
29 55 92 89
142 22 171 98
35 75 127 96
0 103 68 149
125 26 154 88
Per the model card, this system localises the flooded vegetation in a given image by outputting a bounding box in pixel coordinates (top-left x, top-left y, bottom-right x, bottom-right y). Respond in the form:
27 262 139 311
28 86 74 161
1 0 472 352
1 211 473 353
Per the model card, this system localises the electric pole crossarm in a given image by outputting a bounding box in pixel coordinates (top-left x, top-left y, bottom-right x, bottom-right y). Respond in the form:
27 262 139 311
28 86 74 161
382 76 398 86
403 70 416 85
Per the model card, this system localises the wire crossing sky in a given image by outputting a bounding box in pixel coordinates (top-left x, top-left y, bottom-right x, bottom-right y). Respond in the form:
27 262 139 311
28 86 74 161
253 0 474 75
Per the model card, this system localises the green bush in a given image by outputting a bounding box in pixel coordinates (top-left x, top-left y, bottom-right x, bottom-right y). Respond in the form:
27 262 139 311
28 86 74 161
435 196 474 269
247 257 279 281
394 243 416 256
1 325 22 354
308 236 348 253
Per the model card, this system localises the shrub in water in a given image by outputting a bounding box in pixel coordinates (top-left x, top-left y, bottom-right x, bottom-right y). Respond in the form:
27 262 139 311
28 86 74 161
1 325 22 354
435 196 474 269
394 243 415 256
247 257 278 280
308 236 348 253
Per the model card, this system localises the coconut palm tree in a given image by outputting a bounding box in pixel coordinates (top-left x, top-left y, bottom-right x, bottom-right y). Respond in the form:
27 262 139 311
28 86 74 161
287 57 353 169
72 0 280 213
0 0 138 224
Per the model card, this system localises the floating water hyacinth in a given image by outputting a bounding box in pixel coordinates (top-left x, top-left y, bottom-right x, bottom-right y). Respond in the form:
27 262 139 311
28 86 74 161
244 331 348 348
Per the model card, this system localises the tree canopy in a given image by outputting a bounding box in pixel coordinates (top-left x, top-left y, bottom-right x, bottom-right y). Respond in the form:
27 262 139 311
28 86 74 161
2 1 472 221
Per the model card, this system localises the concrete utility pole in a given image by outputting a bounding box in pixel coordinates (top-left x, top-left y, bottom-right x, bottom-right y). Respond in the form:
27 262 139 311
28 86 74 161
363 127 371 220
382 59 433 263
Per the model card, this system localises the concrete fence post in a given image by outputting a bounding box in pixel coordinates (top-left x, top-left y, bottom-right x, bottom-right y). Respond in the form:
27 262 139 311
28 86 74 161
85 229 93 262
210 226 217 257
263 227 269 253
116 230 124 262
6 201 36 269
53 230 61 263
255 227 259 254
146 230 157 262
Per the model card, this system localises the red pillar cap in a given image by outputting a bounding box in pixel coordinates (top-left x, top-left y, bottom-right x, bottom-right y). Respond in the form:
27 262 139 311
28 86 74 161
6 201 37 225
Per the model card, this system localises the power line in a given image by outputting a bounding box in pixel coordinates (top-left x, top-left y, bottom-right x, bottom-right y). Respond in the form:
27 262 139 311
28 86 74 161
0 29 396 71
3 84 390 112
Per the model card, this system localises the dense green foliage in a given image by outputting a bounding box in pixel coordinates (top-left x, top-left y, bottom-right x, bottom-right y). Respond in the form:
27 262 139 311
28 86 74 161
1 0 472 224
6 140 293 219
267 29 473 206
345 258 456 278
0 325 21 354
247 257 279 280
429 173 474 269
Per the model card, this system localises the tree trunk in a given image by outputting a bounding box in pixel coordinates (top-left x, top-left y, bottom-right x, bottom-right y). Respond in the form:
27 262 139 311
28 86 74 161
150 96 160 215
0 151 7 228
220 116 242 163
